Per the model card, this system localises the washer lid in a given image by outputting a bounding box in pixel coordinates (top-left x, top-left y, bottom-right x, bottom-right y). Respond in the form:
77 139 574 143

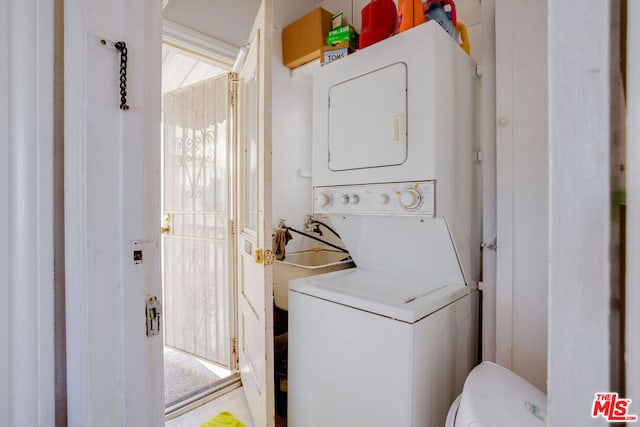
328 215 467 286
455 362 546 427
289 267 467 323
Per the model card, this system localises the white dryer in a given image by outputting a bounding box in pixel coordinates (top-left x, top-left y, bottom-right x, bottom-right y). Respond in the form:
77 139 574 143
288 21 481 427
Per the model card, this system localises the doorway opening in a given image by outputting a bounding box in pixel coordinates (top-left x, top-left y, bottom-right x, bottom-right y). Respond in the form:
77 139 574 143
161 43 239 415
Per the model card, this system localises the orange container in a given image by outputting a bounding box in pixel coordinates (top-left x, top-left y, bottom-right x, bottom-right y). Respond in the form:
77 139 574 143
397 0 425 33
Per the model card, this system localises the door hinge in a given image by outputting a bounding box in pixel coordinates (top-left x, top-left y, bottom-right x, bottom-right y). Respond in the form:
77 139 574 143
146 296 162 337
254 248 263 263
230 220 236 235
232 337 238 357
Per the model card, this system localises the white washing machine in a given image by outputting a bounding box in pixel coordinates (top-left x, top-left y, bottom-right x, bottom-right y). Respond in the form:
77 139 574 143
288 264 478 427
288 22 481 427
288 214 479 427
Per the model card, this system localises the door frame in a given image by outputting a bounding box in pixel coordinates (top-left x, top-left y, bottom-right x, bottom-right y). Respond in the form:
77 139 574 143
162 19 238 69
160 57 239 374
547 0 612 424
0 0 56 424
160 21 242 377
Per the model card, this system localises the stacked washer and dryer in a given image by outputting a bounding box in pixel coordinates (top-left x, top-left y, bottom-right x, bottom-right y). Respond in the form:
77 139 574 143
288 22 482 427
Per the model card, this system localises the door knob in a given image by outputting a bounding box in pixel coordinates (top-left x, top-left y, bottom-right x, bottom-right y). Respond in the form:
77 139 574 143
161 213 171 234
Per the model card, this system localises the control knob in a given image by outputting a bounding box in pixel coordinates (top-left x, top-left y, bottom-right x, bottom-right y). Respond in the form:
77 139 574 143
377 194 390 205
399 188 422 210
340 195 350 205
315 193 331 207
349 194 359 204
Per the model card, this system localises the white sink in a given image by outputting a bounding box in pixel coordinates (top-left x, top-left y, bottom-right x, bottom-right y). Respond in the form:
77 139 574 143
273 249 354 311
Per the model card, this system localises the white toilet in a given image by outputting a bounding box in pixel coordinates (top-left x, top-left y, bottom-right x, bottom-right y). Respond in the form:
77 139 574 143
446 361 547 426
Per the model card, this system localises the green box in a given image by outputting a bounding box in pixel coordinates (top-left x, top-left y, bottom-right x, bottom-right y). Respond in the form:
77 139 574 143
327 25 357 46
331 11 344 29
328 24 354 38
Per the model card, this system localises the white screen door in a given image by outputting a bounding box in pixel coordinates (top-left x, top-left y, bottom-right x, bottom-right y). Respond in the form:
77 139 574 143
162 74 235 369
236 1 275 425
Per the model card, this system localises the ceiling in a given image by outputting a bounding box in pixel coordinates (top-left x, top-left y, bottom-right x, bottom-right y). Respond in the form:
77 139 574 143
161 0 261 93
162 44 226 94
163 0 261 48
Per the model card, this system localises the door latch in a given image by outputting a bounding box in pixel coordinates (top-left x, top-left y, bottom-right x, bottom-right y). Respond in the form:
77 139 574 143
254 248 274 265
264 249 274 265
146 296 162 337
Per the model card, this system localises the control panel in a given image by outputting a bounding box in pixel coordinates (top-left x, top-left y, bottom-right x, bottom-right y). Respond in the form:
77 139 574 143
313 181 435 216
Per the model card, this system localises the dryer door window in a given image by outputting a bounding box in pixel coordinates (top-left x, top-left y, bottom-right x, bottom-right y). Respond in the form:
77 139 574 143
328 62 408 171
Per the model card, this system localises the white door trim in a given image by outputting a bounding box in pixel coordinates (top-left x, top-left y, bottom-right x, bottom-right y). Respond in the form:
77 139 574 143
0 0 56 425
162 18 238 68
547 0 611 424
494 0 515 369
480 0 497 364
495 0 549 392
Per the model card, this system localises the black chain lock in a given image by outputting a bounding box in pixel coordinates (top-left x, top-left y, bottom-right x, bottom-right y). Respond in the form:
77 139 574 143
114 41 129 110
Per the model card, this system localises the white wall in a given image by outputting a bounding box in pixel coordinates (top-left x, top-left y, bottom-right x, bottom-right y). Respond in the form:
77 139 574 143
459 0 482 65
0 0 56 425
271 0 318 249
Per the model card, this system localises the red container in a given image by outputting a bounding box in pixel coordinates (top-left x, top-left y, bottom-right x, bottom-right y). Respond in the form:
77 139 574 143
360 0 397 49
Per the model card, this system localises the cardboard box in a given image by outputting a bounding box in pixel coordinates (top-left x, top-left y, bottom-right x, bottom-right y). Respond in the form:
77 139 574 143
321 42 356 65
282 7 333 69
